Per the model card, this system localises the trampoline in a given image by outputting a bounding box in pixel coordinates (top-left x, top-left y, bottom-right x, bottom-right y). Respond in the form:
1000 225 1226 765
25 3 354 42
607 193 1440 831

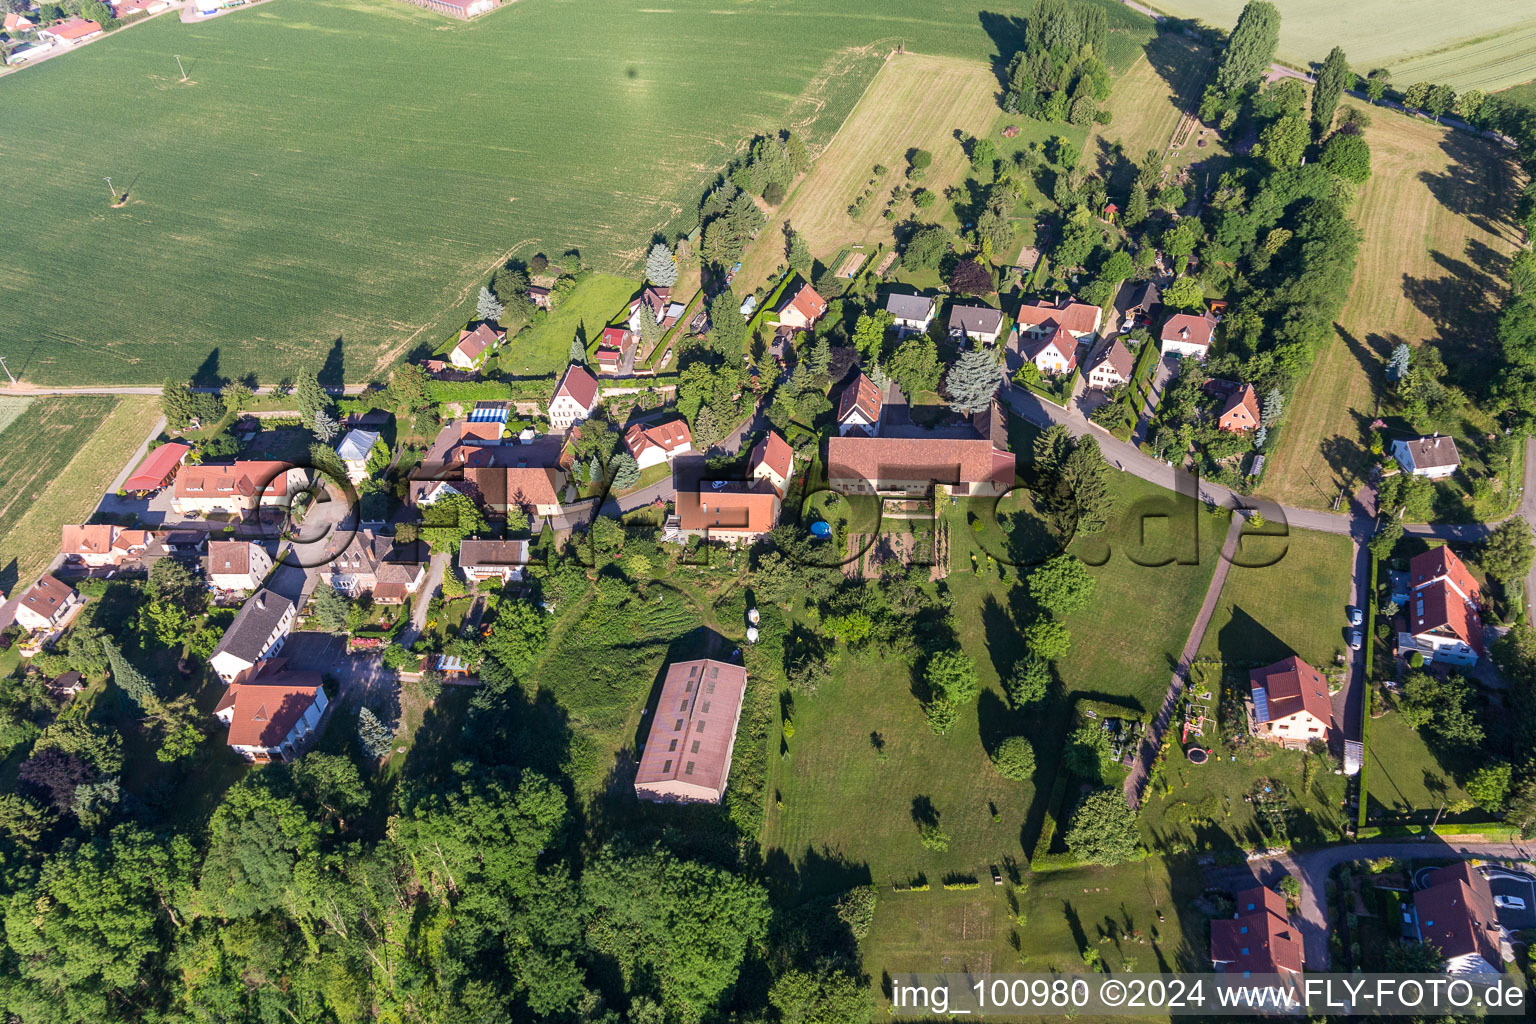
1186 748 1209 765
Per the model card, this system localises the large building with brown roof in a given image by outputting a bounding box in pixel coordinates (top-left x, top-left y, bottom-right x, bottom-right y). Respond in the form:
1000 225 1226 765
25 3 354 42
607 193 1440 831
1393 434 1461 479
826 401 1015 498
1400 544 1484 667
635 659 748 804
1017 297 1102 342
14 575 81 632
215 662 330 763
324 531 426 603
449 323 505 369
1248 656 1333 749
1085 337 1135 391
1210 886 1303 977
1411 863 1508 975
459 539 532 582
624 419 693 470
673 485 781 543
1159 310 1218 358
172 461 303 517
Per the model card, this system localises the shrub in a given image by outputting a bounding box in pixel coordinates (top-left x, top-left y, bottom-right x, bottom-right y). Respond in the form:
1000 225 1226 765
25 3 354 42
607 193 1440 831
991 736 1036 781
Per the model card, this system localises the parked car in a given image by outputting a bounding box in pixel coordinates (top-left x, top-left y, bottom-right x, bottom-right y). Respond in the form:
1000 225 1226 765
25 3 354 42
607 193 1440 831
1347 606 1363 626
1495 895 1526 910
1346 629 1363 650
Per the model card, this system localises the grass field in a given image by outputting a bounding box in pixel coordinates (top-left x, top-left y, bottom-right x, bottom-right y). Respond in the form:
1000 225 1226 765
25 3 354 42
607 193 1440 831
1142 0 1536 93
1198 529 1354 670
488 273 636 377
0 398 33 437
0 396 158 591
1365 711 1475 822
0 0 1063 386
1261 103 1523 511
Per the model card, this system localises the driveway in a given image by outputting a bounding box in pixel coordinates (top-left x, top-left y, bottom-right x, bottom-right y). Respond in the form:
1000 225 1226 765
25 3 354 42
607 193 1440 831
1131 354 1177 447
397 551 444 649
281 629 399 711
1484 869 1536 930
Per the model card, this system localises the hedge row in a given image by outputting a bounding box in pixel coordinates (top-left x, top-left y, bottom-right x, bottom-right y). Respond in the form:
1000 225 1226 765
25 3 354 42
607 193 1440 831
1027 768 1082 873
1357 556 1378 830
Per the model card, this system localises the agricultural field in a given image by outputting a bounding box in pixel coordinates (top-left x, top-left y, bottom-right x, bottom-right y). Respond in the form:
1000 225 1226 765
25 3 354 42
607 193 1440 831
1260 103 1523 511
1197 529 1355 671
0 396 158 592
1144 0 1536 93
1499 79 1536 113
0 0 1053 386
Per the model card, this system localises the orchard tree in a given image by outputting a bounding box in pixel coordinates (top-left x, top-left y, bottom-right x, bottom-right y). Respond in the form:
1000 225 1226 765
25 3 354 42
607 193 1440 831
1365 68 1390 104
1161 276 1205 310
1005 655 1051 707
990 736 1036 781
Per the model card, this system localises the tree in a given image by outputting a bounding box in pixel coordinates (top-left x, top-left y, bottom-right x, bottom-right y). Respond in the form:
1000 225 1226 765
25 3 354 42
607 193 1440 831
969 136 998 175
1161 276 1205 310
645 242 678 286
1005 655 1051 707
917 820 950 850
483 601 549 677
851 310 894 364
1029 554 1096 616
419 490 488 553
160 377 199 429
1466 762 1512 810
944 347 1004 413
1386 342 1412 381
1257 114 1308 169
770 969 871 1024
1064 788 1141 865
888 334 943 397
290 752 367 823
925 650 980 706
1024 618 1071 660
148 556 203 612
102 639 158 710
635 299 662 352
569 336 586 364
708 289 749 353
923 696 959 735
1387 940 1445 973
308 584 351 635
1365 68 1390 104
1311 45 1349 134
903 224 950 270
356 706 393 759
1124 181 1149 227
310 408 340 444
949 258 994 296
475 285 504 323
1321 131 1372 183
786 231 812 275
1214 0 1280 96
991 736 1036 781
1481 518 1534 585
1402 81 1432 111
1261 387 1284 426
294 368 330 429
1424 83 1456 122
609 452 641 489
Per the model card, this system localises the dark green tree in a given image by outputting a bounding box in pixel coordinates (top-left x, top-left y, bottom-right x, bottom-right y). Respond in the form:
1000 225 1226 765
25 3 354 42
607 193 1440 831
1311 46 1349 134
1064 787 1141 865
1214 1 1281 96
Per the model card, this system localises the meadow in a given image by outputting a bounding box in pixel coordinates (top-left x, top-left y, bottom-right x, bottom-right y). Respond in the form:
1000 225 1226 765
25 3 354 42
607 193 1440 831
1142 0 1536 93
1261 103 1523 511
0 396 159 591
0 0 1057 385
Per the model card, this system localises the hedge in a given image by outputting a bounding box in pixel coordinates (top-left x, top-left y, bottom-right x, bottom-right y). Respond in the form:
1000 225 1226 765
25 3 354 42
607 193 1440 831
1027 767 1082 872
1357 555 1377 830
1356 822 1523 840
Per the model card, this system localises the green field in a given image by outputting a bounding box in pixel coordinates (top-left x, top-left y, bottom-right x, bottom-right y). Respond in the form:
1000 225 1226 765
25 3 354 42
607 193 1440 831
487 273 636 377
1142 0 1536 92
0 0 1064 385
1365 711 1476 822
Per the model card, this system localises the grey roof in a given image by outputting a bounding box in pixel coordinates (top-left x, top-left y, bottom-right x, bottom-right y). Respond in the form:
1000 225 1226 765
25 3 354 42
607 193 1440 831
947 303 1005 335
1398 435 1461 470
885 293 935 321
211 589 294 663
336 429 379 462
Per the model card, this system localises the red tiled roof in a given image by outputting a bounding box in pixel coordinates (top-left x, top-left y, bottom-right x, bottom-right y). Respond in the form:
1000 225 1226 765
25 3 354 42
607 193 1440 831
453 323 504 362
1025 326 1079 372
634 658 748 802
1017 298 1100 335
601 326 634 349
175 461 292 500
1160 311 1217 348
1411 578 1484 654
750 430 793 482
1088 338 1135 382
1211 886 1303 975
21 575 76 621
675 486 779 535
553 364 600 410
4 12 35 30
465 463 563 507
625 419 693 459
1250 656 1333 732
837 373 883 425
208 540 253 577
1410 546 1481 606
1414 863 1501 968
779 283 828 324
1218 384 1260 432
44 16 102 38
61 525 115 556
223 672 322 748
123 442 190 491
827 434 1015 491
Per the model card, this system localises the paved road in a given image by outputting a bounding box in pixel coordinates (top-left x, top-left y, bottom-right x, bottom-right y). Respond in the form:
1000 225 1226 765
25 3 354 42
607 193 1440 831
106 415 169 494
1125 513 1246 807
1204 839 1536 970
398 551 444 649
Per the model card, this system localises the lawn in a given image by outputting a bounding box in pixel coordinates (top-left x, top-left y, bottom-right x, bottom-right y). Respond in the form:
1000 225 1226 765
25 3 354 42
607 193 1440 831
1197 529 1355 670
1141 0 1536 92
1364 710 1476 823
493 273 637 377
0 0 1056 386
1261 102 1523 511
0 396 158 591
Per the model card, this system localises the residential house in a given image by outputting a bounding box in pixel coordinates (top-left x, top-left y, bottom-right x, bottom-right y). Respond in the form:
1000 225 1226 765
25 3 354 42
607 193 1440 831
885 293 935 334
459 539 531 582
827 401 1015 497
399 0 497 19
324 531 425 603
59 524 150 568
673 486 780 544
46 672 85 700
209 589 295 683
836 372 884 436
463 443 567 518
4 12 36 31
1399 545 1484 667
947 303 1006 346
634 658 749 804
207 540 272 592
1410 863 1510 975
750 430 794 497
215 662 330 763
628 286 684 334
624 419 693 470
1393 435 1461 479
1210 886 1303 977
1022 327 1078 377
122 442 190 493
1248 656 1333 749
595 326 637 376
548 364 600 431
39 16 102 43
527 285 552 310
172 461 303 517
1117 280 1159 333
1216 383 1261 433
449 323 505 370
1084 337 1134 391
14 575 81 632
335 428 381 484
1016 297 1102 345
777 282 828 331
1159 310 1218 358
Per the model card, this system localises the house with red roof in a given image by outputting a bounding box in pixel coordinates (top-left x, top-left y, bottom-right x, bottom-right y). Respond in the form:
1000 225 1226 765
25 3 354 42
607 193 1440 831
827 401 1015 498
1217 383 1261 433
595 326 636 376
14 575 81 632
215 661 329 763
548 364 600 431
172 461 303 517
1022 326 1078 377
1085 337 1134 391
1399 545 1484 667
39 16 102 43
634 659 749 804
449 323 505 370
207 540 273 592
1211 886 1303 977
1410 863 1510 975
836 372 884 436
624 418 693 470
750 430 794 497
1159 310 1218 358
123 442 191 493
628 286 684 334
60 525 150 568
1248 656 1333 749
1017 297 1102 343
777 282 828 331
5 12 36 31
673 485 781 543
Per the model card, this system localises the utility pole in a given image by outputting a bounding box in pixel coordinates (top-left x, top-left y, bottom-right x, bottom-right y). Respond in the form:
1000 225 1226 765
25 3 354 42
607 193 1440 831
0 356 15 386
175 54 187 81
104 176 116 202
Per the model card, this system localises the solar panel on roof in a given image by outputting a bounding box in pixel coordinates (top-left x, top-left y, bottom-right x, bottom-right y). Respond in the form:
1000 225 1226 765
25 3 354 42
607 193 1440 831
1252 686 1271 723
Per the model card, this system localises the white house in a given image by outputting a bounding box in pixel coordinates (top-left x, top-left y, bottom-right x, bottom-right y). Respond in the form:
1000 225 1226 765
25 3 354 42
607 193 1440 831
1024 327 1078 377
836 373 883 436
1393 435 1461 479
208 590 295 683
1084 337 1134 391
14 575 80 632
335 429 381 484
215 666 329 763
548 364 600 431
885 293 935 335
459 539 531 582
449 323 504 370
750 430 794 497
207 540 272 592
1248 656 1333 749
624 419 693 471
947 304 1006 346
1159 311 1218 358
